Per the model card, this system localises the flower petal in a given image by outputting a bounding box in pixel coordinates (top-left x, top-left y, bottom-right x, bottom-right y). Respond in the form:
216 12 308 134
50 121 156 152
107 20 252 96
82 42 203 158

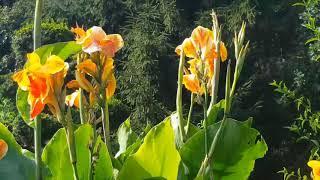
106 74 116 99
40 55 65 74
100 34 124 57
220 42 228 62
101 58 114 83
75 71 94 92
65 90 80 108
29 97 45 119
66 80 80 89
12 70 30 91
77 59 98 78
191 26 212 51
183 74 202 94
182 38 198 58
0 139 8 160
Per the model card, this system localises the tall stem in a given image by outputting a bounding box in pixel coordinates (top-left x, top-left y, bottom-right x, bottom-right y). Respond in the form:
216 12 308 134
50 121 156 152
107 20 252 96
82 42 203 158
209 58 220 110
64 114 79 180
196 60 232 177
176 50 185 143
185 93 194 136
203 87 209 156
33 0 43 179
101 98 110 150
77 54 86 124
34 116 42 180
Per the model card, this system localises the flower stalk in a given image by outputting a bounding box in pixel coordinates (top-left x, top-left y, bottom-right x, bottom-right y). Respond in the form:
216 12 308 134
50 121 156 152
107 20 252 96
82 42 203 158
185 93 194 136
101 95 111 150
176 49 186 144
33 0 43 179
197 60 232 177
64 109 79 180
76 54 86 124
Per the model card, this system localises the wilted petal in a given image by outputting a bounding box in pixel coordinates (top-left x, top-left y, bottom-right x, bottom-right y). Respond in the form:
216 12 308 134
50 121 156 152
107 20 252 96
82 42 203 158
76 71 94 93
77 59 98 78
101 58 114 83
66 80 80 89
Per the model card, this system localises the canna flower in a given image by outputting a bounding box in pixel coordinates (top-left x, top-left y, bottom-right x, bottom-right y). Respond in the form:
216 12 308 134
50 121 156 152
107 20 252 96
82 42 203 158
71 26 124 57
67 57 116 107
12 52 68 119
175 26 228 94
308 160 320 180
0 139 8 160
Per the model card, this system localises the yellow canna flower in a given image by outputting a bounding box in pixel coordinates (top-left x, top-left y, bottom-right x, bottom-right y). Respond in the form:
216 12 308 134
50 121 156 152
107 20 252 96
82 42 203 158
183 74 204 95
71 26 124 57
0 139 8 160
175 26 228 95
12 52 68 119
308 160 320 180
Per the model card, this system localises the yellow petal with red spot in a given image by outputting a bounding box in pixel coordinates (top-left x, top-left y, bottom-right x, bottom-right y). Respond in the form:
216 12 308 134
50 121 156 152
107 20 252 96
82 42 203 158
106 74 116 99
220 42 228 62
77 59 98 78
65 90 80 108
12 70 30 91
0 139 8 160
191 26 212 51
100 34 124 57
39 55 65 74
183 74 202 94
28 75 48 100
101 58 114 83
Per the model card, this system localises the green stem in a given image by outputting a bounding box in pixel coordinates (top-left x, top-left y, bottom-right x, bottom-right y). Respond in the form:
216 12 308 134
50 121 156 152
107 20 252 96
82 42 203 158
176 50 185 143
65 116 79 180
101 98 111 150
196 60 232 177
77 54 86 124
33 0 43 179
34 116 42 180
185 93 194 136
203 86 209 157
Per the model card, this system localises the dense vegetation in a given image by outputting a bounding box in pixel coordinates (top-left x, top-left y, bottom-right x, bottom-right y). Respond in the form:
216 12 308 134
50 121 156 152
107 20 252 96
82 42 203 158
0 0 319 179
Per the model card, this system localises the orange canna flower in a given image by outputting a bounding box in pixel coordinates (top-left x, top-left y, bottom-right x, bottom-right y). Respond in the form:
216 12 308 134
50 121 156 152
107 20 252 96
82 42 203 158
0 139 8 160
12 52 68 119
308 160 320 180
72 26 124 57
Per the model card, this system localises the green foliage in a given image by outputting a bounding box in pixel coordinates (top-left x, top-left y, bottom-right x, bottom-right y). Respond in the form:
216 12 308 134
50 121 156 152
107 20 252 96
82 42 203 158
119 0 180 126
42 124 113 179
0 122 36 180
12 20 73 69
118 119 181 180
180 118 267 179
278 167 308 180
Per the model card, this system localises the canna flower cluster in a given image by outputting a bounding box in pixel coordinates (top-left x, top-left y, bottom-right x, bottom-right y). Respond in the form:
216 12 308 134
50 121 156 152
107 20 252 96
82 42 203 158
175 26 227 95
66 26 123 107
12 53 68 120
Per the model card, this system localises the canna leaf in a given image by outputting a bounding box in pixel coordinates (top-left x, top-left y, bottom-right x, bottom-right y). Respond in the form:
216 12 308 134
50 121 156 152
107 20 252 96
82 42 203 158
180 118 268 180
118 119 181 180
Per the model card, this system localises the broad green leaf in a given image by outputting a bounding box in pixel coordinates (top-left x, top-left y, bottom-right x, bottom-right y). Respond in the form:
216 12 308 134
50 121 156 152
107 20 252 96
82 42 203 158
35 41 81 63
16 88 34 127
180 118 268 180
118 119 181 180
42 124 94 180
115 118 138 158
93 136 113 180
0 122 35 180
207 99 225 126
